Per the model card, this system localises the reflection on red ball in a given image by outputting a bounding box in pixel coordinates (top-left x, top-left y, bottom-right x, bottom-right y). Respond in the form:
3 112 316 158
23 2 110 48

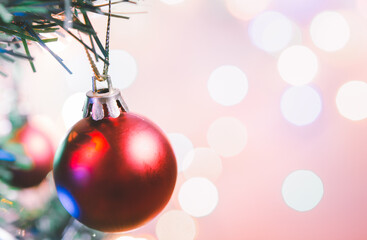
53 112 177 232
9 123 54 188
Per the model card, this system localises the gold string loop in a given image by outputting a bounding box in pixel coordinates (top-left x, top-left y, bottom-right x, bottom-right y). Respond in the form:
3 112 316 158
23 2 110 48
82 0 112 82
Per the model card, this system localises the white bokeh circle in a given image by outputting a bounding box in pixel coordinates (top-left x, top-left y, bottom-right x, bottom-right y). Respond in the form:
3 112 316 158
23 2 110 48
156 210 196 240
97 49 138 90
310 11 350 52
0 118 12 137
178 177 219 217
225 0 271 21
336 81 367 121
249 11 293 53
280 86 322 126
168 133 194 172
278 45 318 86
65 56 92 92
62 92 85 130
65 49 137 91
282 170 324 212
208 65 248 106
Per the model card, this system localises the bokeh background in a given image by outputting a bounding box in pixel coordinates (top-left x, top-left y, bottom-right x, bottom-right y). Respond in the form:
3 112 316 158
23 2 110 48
2 0 367 239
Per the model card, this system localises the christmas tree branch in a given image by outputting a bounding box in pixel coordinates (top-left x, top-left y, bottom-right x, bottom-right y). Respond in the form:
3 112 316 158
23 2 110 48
0 0 134 75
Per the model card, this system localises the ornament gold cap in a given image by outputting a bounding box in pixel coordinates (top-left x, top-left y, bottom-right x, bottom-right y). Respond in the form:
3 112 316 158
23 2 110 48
83 75 129 121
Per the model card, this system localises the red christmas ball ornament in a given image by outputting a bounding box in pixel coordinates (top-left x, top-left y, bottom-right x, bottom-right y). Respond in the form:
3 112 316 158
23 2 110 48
4 122 54 188
53 76 177 232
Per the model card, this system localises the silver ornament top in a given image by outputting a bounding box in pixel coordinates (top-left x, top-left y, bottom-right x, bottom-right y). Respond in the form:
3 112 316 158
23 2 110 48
83 75 129 121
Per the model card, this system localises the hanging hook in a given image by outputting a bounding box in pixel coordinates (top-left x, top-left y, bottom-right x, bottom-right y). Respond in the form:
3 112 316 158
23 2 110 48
92 75 112 93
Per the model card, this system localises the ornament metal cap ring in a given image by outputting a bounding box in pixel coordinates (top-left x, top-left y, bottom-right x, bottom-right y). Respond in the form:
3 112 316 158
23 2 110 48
83 75 129 121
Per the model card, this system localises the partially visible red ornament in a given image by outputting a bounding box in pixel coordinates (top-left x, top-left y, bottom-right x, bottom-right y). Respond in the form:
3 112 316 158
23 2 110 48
6 123 54 188
53 76 177 232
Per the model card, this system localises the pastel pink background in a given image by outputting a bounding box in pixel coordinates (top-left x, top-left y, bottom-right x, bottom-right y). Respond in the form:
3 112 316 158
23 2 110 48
7 0 367 239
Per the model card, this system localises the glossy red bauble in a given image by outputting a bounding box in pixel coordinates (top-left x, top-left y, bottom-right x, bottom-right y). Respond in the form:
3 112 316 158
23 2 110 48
7 123 54 188
53 112 177 232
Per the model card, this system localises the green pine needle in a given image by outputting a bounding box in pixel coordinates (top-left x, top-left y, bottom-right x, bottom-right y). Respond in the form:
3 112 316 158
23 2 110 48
21 38 36 72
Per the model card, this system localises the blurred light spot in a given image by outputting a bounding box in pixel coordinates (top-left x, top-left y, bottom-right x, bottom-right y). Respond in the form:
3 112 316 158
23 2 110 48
17 181 53 211
72 167 90 186
62 92 85 130
225 0 271 21
69 131 109 169
208 65 248 106
110 234 155 240
278 45 318 85
160 0 184 4
0 228 15 240
97 49 138 90
56 186 80 218
37 216 51 232
207 117 247 157
0 118 12 136
65 56 93 92
0 150 15 162
273 0 323 22
310 11 350 52
183 148 222 182
156 210 196 240
179 177 218 217
22 131 50 162
168 133 194 172
280 86 322 126
0 92 12 116
130 132 158 166
282 170 324 212
29 114 61 148
336 81 367 121
249 11 293 52
0 198 13 206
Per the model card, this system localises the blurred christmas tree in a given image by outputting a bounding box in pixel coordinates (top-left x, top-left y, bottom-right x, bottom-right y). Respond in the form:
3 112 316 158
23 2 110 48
0 1 136 239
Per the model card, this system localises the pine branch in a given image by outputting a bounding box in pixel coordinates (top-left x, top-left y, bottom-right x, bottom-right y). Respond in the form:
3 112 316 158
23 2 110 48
0 0 135 74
